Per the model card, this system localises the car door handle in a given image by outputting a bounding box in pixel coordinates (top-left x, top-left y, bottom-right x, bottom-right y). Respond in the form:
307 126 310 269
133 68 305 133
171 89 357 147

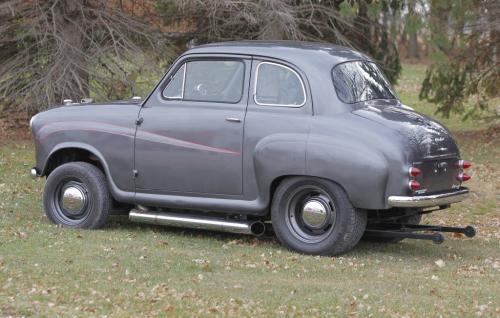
225 117 241 123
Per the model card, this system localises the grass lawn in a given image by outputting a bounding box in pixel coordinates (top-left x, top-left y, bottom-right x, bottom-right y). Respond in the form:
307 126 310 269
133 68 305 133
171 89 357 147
0 64 499 317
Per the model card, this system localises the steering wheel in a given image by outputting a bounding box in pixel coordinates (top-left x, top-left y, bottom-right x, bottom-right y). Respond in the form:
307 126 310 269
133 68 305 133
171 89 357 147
193 83 208 97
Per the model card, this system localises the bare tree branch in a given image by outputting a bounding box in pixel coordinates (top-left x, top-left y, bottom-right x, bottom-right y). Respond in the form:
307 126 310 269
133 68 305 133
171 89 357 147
0 0 176 112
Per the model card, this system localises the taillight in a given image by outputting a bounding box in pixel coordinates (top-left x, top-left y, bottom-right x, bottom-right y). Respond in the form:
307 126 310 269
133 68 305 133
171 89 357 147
408 180 421 191
409 167 421 177
457 173 471 182
456 160 472 169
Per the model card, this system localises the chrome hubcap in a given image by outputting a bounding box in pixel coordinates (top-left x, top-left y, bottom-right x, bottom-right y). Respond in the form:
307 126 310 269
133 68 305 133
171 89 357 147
302 199 328 229
286 186 337 243
61 185 87 215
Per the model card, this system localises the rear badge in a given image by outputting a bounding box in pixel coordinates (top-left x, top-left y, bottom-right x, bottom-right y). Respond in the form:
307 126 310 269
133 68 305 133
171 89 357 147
435 161 448 173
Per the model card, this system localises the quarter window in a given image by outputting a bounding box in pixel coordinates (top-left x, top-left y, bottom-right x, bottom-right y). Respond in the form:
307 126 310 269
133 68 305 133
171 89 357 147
163 60 244 103
163 64 185 99
254 62 306 107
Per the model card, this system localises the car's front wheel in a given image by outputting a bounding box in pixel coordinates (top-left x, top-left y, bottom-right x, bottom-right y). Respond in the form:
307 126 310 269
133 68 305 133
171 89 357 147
43 162 111 229
271 177 367 256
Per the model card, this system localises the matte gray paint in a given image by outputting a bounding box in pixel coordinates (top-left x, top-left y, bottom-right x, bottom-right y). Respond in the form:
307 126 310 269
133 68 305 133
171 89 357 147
31 41 465 214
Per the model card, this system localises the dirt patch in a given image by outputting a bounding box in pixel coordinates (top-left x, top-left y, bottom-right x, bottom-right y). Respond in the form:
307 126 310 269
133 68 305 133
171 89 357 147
454 126 500 141
0 110 31 141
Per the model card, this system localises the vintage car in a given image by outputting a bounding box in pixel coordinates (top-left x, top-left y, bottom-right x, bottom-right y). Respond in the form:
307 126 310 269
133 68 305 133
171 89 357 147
30 41 475 255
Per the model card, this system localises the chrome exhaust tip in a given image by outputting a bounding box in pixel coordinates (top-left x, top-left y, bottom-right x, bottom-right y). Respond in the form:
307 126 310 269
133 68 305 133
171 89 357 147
249 220 266 236
129 209 266 236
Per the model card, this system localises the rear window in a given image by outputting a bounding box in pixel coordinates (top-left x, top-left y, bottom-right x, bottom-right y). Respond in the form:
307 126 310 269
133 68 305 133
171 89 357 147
332 61 396 104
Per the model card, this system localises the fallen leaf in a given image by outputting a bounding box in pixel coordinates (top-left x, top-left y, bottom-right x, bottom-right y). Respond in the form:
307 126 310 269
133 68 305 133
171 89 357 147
164 305 175 312
435 259 445 268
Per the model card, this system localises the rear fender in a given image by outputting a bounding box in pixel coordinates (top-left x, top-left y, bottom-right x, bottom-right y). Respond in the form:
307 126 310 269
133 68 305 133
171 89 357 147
306 135 390 209
253 133 308 205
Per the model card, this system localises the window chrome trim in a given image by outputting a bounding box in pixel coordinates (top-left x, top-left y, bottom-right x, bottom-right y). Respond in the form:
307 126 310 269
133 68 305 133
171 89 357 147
253 61 306 107
181 62 187 99
162 63 186 99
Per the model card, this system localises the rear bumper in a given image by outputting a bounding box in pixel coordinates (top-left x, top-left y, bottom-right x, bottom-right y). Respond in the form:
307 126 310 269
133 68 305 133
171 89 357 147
388 188 469 208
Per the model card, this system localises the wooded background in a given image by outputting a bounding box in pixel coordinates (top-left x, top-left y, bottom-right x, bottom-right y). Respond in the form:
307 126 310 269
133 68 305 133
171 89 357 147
0 0 498 119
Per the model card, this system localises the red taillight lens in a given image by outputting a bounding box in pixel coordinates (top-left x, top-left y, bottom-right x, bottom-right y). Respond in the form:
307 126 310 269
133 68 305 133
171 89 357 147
456 160 472 169
409 167 421 177
457 173 471 182
409 180 421 191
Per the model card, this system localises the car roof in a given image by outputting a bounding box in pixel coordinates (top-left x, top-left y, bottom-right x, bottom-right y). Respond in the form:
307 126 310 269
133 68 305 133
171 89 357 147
185 41 372 66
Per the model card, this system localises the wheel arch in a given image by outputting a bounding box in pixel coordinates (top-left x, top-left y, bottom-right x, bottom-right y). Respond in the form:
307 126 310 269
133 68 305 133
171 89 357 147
268 174 352 208
40 142 132 203
42 143 109 177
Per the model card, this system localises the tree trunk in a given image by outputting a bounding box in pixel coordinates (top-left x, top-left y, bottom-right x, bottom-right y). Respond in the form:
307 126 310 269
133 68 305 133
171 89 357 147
59 0 90 100
259 20 284 40
407 0 419 59
408 32 420 59
430 0 451 53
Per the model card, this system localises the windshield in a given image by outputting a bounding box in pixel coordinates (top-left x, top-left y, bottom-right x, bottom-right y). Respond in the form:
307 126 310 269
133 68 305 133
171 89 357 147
332 61 397 104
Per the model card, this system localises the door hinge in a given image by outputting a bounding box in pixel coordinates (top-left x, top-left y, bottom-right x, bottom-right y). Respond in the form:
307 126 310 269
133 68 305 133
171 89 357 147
135 117 143 126
133 169 138 178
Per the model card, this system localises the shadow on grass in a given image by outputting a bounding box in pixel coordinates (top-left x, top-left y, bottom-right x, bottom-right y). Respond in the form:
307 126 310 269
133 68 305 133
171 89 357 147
106 215 278 244
104 216 476 260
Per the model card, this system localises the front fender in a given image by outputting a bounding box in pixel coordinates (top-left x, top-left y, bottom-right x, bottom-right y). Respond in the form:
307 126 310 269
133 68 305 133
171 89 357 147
40 142 132 202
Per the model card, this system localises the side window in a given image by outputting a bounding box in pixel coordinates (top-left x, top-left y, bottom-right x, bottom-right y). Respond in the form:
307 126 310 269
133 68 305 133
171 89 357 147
163 60 244 103
254 62 306 107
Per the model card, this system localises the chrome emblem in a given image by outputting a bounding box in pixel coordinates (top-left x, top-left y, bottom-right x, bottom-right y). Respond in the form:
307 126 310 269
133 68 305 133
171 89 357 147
434 137 445 142
435 161 448 173
437 162 448 169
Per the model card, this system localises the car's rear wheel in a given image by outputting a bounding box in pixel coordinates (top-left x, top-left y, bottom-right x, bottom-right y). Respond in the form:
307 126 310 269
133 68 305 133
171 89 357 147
271 177 367 256
43 162 111 229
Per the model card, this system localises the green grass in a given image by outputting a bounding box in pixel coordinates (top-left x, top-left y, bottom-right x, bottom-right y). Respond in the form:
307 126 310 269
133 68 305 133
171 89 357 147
397 64 497 132
1 64 499 317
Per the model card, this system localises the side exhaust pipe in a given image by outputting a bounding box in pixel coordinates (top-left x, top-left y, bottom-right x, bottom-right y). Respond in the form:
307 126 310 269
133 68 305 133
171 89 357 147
129 209 266 236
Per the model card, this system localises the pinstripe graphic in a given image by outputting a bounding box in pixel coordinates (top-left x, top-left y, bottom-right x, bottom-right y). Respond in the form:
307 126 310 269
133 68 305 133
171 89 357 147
37 121 240 155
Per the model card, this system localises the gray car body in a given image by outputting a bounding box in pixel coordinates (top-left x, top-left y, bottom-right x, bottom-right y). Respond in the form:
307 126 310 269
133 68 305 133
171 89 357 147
31 41 462 215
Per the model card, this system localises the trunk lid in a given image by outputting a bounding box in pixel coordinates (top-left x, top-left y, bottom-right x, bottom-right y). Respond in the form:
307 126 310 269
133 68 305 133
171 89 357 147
353 101 462 194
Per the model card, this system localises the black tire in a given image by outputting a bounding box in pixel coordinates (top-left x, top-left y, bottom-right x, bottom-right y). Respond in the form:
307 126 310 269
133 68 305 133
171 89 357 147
271 177 367 256
363 213 422 243
43 162 111 229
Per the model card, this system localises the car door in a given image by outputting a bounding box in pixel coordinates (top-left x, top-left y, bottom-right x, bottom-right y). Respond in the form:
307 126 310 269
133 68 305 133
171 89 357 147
134 55 250 195
241 59 312 201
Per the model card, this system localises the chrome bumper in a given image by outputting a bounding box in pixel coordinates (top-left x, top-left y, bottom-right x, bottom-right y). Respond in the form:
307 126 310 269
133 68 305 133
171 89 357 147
30 167 39 179
388 188 469 208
